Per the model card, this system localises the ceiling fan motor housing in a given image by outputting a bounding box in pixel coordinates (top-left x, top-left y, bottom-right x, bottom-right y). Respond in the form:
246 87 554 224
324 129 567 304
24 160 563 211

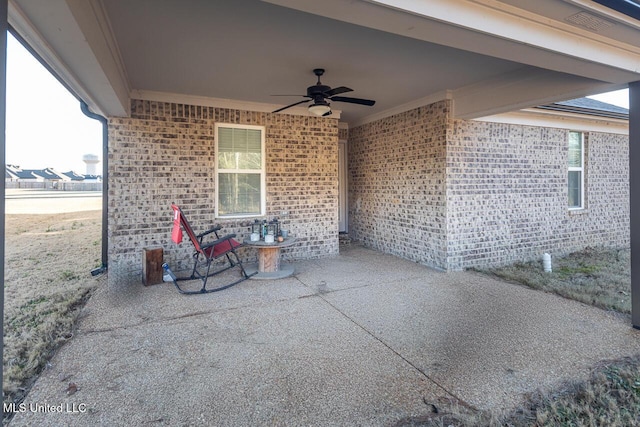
307 85 331 97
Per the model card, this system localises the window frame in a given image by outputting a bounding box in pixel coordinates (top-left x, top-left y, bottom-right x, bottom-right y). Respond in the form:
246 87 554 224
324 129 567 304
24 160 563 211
214 123 266 218
568 130 585 211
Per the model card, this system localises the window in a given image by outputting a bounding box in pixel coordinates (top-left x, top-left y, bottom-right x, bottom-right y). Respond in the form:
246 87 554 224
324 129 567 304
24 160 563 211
215 124 265 217
568 131 584 210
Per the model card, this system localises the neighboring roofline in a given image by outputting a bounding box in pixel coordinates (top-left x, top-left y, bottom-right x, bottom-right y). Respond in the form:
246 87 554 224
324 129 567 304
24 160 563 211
592 0 640 22
476 107 628 135
535 103 629 120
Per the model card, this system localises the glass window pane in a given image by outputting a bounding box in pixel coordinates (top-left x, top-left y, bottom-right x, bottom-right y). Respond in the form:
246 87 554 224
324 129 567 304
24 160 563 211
568 171 582 208
218 127 262 170
568 132 582 168
218 173 261 216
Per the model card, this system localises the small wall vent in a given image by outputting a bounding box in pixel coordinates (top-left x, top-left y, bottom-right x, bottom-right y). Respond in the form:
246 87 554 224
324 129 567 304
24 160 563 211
565 11 615 32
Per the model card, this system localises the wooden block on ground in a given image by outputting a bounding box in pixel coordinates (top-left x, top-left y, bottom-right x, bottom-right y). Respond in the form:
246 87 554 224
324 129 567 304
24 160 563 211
142 247 163 286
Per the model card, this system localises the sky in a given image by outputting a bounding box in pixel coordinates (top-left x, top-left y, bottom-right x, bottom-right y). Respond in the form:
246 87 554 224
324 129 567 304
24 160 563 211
4 33 631 174
588 89 629 109
6 33 102 173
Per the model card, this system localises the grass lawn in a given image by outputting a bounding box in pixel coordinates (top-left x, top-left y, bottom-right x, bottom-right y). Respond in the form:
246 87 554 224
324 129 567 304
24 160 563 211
478 246 631 314
3 210 103 422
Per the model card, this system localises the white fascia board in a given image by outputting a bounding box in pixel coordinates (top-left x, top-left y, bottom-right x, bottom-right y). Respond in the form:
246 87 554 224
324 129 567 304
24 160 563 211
369 0 640 80
9 0 129 117
131 90 342 119
476 109 629 135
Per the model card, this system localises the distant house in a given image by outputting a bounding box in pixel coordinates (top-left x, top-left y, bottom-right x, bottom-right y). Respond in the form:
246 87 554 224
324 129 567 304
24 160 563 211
31 168 69 181
5 165 102 189
5 166 66 182
6 165 36 181
81 174 102 183
62 171 86 181
5 165 21 181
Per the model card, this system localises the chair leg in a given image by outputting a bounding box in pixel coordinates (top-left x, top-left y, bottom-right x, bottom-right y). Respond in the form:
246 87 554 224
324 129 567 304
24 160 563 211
162 263 196 295
188 253 200 280
198 259 213 293
230 249 256 279
163 259 254 295
224 252 235 266
164 247 256 295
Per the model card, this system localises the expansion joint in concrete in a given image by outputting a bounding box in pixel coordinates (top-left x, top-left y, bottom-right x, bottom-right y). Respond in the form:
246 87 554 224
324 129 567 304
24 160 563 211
293 276 475 409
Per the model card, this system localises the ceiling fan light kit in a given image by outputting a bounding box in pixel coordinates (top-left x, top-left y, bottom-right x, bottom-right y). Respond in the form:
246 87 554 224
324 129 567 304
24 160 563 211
272 68 375 116
308 102 331 116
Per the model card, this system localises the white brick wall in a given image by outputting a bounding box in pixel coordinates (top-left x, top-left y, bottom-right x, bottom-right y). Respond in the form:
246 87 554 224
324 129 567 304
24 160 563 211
348 102 450 269
348 100 629 270
447 120 629 269
106 97 629 280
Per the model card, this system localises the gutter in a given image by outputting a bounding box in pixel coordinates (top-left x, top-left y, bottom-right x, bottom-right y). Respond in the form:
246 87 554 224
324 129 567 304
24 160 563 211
80 101 108 276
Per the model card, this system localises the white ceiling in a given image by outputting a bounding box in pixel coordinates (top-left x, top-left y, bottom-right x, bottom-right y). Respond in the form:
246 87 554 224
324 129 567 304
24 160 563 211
9 0 640 124
103 0 526 123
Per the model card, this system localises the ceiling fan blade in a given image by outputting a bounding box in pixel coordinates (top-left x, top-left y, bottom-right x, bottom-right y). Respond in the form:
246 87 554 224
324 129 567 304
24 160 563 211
322 110 333 117
330 96 376 106
324 86 352 97
272 99 310 113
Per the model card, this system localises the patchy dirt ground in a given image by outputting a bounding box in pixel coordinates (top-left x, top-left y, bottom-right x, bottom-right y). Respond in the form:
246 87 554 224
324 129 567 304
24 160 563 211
3 209 103 414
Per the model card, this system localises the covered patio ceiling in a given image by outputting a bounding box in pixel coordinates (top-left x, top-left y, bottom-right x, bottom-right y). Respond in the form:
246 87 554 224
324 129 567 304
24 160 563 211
8 0 640 125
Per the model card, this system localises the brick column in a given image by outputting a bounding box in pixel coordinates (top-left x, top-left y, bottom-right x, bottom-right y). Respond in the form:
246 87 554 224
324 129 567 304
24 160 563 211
631 81 640 329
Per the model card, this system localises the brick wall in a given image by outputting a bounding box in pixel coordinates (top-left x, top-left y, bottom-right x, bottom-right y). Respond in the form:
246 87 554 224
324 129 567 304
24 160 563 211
447 120 629 269
348 102 451 269
108 100 339 286
347 100 629 270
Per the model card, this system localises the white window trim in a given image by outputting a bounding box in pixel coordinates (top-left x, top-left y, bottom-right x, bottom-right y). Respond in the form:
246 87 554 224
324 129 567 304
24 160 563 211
568 130 584 211
214 123 266 218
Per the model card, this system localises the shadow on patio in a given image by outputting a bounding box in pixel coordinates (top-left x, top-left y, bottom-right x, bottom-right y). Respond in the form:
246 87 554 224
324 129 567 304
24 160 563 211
10 245 640 426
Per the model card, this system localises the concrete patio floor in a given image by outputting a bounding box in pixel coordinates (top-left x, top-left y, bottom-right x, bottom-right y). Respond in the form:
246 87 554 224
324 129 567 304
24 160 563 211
10 245 640 426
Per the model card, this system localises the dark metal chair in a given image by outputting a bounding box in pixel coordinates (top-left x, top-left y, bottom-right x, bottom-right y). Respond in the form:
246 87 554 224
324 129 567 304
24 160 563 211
162 203 255 294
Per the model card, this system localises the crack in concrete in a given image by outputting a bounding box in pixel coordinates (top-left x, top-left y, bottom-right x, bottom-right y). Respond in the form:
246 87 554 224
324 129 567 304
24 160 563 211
293 275 476 410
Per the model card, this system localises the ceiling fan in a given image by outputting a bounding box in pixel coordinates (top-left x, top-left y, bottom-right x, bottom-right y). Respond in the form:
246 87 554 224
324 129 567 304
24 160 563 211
272 68 376 116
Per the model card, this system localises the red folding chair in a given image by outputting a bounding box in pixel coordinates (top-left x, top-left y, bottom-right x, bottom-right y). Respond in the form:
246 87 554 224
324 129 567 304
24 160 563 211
162 203 255 294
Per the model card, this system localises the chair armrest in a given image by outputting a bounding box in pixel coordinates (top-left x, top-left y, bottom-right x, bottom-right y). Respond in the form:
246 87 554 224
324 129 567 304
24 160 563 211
200 234 237 250
197 225 222 239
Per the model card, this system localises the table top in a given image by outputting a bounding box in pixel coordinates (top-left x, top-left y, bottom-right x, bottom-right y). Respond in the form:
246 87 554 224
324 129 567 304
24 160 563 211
243 237 297 248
